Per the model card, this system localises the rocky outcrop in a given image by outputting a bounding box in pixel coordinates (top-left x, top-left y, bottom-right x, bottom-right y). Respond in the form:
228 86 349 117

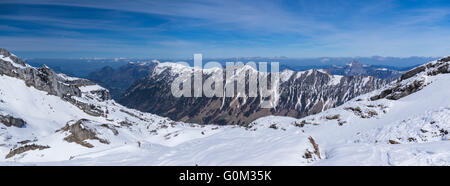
370 80 425 101
400 66 426 81
120 63 386 125
5 144 50 159
62 95 106 117
0 48 26 66
303 136 321 161
0 48 112 118
0 114 26 128
57 119 110 148
0 48 111 100
371 57 450 101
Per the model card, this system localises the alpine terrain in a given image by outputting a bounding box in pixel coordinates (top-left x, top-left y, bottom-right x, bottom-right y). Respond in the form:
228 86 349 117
0 48 448 165
119 61 386 125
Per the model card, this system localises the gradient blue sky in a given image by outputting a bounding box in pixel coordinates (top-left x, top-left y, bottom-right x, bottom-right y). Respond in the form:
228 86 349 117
1 0 450 58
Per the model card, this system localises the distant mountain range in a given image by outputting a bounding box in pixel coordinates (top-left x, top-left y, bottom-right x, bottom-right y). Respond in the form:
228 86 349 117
25 56 436 78
286 61 410 80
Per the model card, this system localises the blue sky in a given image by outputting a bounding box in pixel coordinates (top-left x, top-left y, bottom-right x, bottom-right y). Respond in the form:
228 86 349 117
0 0 450 58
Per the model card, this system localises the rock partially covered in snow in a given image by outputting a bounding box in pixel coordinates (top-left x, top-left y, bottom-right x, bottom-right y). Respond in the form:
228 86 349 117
0 114 25 128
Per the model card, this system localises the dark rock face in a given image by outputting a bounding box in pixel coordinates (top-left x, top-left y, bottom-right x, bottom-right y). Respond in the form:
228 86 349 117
370 80 425 101
371 57 450 101
87 62 157 99
401 66 426 81
119 64 386 125
0 115 26 128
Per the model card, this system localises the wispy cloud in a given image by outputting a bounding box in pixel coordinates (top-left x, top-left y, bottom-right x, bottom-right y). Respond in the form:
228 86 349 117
1 0 450 58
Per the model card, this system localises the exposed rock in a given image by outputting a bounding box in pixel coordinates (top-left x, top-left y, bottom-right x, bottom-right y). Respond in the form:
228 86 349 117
371 79 425 101
0 115 26 128
120 63 386 125
100 124 119 136
57 119 110 148
303 136 321 160
371 57 450 101
0 48 112 113
89 89 112 101
17 140 33 145
344 106 378 119
400 66 426 81
5 144 50 159
0 48 26 66
269 124 278 129
325 114 340 120
388 140 400 144
63 95 105 117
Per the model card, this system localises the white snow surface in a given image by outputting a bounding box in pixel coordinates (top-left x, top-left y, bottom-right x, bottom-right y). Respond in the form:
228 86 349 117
78 84 106 92
0 57 449 166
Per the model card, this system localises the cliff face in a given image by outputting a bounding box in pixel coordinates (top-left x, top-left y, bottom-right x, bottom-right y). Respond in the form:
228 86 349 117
0 48 110 101
119 63 387 125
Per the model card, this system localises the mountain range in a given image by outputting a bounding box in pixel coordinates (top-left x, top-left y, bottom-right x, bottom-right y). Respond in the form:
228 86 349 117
118 61 386 125
0 48 448 165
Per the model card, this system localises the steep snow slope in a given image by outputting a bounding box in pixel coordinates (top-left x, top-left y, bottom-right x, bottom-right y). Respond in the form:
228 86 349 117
0 73 319 165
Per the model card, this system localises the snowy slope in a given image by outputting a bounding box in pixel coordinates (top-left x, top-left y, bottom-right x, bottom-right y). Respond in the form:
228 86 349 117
0 49 449 165
249 57 450 165
0 73 318 165
0 49 320 165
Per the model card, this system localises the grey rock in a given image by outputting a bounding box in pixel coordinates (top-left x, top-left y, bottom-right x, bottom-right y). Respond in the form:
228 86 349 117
0 115 26 128
0 48 111 101
371 56 450 101
0 48 26 66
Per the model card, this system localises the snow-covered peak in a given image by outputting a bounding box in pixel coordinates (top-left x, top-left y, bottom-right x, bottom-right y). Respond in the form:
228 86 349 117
0 48 28 69
153 62 195 76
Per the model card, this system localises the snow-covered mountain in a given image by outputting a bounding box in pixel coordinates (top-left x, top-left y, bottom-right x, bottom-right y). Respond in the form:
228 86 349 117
0 48 229 164
119 61 386 125
0 48 448 165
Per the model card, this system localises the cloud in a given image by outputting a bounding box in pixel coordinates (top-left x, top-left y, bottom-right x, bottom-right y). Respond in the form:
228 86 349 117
1 0 450 57
0 0 336 35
